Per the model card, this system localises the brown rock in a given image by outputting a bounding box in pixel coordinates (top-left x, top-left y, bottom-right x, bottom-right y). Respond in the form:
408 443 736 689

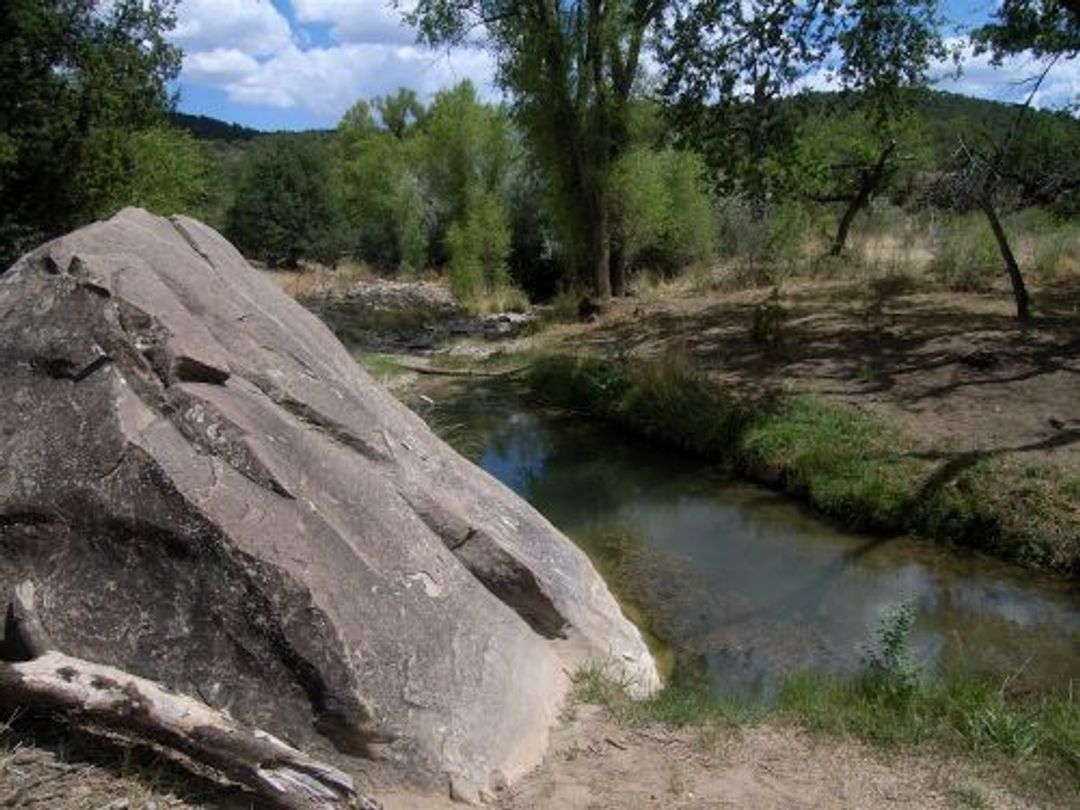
0 209 658 792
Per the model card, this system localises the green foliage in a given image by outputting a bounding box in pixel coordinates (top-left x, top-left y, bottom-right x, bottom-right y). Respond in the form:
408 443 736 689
226 136 348 267
94 127 210 219
860 603 921 700
0 0 181 265
446 191 513 302
338 100 429 272
419 82 516 246
974 0 1080 63
410 0 668 297
612 147 716 275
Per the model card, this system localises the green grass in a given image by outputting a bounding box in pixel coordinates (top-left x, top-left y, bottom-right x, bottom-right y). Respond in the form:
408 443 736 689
525 353 1079 574
353 351 404 381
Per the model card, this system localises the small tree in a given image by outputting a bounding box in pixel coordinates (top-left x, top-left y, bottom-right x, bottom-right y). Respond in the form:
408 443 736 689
226 136 348 267
611 147 715 275
946 0 1080 321
446 191 513 302
337 99 429 272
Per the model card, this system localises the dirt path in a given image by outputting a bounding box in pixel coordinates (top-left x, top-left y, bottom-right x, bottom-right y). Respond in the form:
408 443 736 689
4 707 1047 809
378 706 1041 810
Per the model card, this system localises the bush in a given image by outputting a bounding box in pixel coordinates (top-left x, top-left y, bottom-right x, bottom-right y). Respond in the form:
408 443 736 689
930 215 1001 292
612 147 716 276
226 136 349 267
446 190 516 304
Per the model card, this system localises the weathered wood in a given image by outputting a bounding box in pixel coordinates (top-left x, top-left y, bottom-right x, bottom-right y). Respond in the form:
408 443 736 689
1 582 377 810
4 580 53 660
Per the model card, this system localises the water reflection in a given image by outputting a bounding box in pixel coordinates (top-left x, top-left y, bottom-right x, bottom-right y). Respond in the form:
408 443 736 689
416 380 1080 695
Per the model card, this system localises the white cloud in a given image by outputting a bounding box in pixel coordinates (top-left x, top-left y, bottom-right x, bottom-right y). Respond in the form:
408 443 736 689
933 42 1078 110
172 0 293 57
292 0 415 45
182 48 261 84
213 42 497 121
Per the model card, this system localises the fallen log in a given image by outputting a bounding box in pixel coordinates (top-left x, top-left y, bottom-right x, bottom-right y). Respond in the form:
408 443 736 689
0 581 378 810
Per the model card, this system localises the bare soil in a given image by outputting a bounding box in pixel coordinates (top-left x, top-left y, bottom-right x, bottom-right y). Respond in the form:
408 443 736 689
3 705 1057 810
536 275 1080 470
487 705 1041 810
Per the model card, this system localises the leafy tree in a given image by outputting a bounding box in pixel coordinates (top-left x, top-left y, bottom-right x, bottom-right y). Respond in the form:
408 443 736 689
93 128 210 220
0 0 181 265
226 136 348 267
375 88 427 139
418 81 517 263
973 0 1079 64
446 190 513 301
611 147 715 274
409 0 669 299
661 0 833 208
337 98 430 272
662 0 946 255
821 0 949 255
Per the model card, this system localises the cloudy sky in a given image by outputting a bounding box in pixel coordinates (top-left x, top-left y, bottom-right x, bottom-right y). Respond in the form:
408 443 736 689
171 0 1078 131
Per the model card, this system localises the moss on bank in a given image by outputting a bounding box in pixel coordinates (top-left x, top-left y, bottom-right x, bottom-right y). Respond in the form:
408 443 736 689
526 353 1079 575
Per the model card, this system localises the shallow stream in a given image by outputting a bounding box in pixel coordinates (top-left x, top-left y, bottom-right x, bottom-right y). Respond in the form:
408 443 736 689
416 379 1079 697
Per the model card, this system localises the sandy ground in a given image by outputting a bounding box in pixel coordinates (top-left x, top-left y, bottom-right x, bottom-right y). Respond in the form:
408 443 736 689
4 706 1047 810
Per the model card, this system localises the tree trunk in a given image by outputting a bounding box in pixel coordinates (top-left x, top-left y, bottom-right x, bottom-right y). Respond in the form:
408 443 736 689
610 240 625 297
979 195 1030 322
829 140 897 257
590 193 612 300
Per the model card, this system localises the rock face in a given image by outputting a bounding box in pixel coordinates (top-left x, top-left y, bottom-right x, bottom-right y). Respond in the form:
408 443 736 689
0 209 658 790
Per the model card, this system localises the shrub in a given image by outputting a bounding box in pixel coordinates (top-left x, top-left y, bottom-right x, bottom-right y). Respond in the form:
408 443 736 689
226 136 349 267
860 602 921 700
611 147 716 276
446 191 515 303
930 216 1001 292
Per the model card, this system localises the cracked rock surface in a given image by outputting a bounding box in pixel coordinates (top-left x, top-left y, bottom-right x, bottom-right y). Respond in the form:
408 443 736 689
0 208 658 791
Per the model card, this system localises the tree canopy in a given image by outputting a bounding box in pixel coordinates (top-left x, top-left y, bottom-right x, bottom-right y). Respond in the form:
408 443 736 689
0 0 183 265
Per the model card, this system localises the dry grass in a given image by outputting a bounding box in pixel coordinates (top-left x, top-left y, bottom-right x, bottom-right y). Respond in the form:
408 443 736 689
267 260 375 300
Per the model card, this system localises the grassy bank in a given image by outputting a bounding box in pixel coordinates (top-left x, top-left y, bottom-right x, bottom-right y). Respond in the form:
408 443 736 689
526 353 1079 575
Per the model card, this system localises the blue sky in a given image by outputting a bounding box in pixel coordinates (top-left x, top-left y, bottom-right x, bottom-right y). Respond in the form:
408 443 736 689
170 0 1078 131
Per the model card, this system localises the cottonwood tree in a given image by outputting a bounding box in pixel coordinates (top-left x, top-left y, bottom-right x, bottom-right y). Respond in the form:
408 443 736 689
407 0 669 299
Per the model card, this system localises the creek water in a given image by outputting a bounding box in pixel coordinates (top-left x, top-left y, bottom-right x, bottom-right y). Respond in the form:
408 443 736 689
415 378 1079 697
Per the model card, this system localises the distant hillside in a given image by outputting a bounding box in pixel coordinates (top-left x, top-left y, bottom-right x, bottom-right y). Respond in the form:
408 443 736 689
795 89 1078 158
170 112 262 141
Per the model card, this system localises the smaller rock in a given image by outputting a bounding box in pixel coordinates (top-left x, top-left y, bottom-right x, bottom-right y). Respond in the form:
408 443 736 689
449 775 482 805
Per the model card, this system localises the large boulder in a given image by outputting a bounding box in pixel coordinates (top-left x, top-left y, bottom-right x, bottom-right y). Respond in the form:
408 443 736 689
0 209 657 792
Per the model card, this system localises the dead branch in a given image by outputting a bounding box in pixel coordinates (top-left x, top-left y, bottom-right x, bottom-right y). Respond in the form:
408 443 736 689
0 581 379 810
